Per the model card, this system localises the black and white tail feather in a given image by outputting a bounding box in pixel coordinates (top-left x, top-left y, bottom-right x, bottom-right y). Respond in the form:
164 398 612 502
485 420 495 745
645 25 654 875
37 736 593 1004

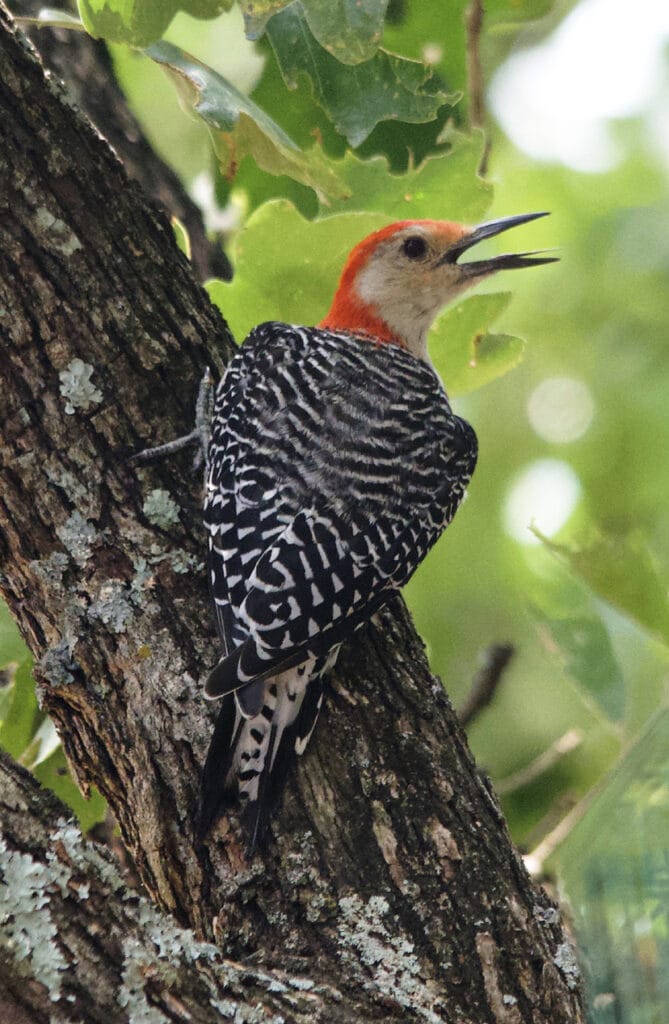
198 663 327 855
198 321 477 854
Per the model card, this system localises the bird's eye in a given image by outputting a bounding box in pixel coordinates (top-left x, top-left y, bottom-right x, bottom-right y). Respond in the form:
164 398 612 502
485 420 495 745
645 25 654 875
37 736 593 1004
402 236 427 260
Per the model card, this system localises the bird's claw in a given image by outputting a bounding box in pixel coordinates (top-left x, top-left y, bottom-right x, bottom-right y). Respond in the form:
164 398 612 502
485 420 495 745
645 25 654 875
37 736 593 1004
131 367 214 476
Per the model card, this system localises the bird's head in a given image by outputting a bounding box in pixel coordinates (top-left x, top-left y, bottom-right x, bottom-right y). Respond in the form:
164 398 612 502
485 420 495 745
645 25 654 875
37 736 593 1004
320 212 557 361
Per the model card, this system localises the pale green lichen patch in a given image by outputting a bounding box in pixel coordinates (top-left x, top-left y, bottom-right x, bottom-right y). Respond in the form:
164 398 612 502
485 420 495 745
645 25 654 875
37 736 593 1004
58 359 103 415
31 550 69 585
39 639 77 687
143 489 180 529
56 511 97 563
142 546 203 577
119 938 171 1024
51 819 125 894
34 206 83 257
88 580 134 633
337 893 443 1020
166 549 204 574
134 897 219 965
0 837 71 1001
553 940 581 990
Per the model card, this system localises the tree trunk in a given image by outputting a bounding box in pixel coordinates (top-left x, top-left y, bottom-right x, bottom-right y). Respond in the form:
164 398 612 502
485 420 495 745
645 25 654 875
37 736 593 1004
12 0 230 281
0 6 584 1021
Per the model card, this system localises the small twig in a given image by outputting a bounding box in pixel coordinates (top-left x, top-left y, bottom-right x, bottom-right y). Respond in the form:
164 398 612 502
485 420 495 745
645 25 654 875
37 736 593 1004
465 0 491 176
459 642 515 727
524 791 593 879
495 729 584 796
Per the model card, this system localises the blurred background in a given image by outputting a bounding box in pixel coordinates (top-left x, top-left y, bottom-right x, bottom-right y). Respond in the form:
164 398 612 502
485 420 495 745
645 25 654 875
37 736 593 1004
3 1 669 1019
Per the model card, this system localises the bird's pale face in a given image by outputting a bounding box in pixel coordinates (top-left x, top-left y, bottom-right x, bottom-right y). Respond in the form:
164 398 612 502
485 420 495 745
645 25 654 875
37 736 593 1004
353 223 476 360
320 214 556 362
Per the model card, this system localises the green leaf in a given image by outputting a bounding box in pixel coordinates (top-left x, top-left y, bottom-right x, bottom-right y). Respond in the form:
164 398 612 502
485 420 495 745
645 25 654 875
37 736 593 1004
206 200 386 340
33 746 107 832
300 0 388 65
241 0 387 62
0 657 41 761
535 612 626 723
266 4 454 147
148 40 349 201
326 135 491 220
237 0 289 39
485 0 555 29
433 293 526 396
78 0 231 47
535 529 669 648
0 601 28 669
171 215 191 260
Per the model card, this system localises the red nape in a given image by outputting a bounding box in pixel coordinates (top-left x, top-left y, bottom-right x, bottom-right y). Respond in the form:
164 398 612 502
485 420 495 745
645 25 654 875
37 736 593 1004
319 291 405 348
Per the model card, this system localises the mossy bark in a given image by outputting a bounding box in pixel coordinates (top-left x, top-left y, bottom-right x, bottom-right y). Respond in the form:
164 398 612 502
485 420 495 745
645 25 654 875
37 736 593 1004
0 6 584 1021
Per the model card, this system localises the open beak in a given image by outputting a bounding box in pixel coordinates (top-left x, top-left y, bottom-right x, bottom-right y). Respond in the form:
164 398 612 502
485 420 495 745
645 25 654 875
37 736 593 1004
443 211 559 276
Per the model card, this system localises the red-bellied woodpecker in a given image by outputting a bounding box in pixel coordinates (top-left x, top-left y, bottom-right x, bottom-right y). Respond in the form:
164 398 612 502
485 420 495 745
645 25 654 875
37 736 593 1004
200 212 556 853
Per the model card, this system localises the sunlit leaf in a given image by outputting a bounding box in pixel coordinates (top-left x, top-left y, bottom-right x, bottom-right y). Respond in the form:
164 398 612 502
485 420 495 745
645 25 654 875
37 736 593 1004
206 200 385 340
171 215 192 260
237 0 289 39
148 40 349 201
433 293 526 396
535 529 669 648
326 136 491 220
0 602 28 669
0 657 41 761
300 0 388 64
34 746 107 832
266 4 454 147
78 0 231 46
535 611 626 723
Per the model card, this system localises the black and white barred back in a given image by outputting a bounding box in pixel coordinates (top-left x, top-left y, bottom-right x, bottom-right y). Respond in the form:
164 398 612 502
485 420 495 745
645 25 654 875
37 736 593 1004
199 322 478 852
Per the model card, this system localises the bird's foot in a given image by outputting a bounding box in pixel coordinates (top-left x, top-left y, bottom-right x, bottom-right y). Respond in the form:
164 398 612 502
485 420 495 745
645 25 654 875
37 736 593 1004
131 367 214 472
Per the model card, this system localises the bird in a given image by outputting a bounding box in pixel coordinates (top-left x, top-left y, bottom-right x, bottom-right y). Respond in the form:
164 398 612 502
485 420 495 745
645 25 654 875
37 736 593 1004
199 211 556 854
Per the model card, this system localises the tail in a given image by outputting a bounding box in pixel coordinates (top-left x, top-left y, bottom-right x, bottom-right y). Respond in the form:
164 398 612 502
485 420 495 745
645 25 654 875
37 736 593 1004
197 663 324 856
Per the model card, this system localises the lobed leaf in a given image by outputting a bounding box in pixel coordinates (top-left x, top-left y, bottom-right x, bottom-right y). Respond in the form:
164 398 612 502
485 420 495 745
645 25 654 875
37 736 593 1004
326 135 491 220
535 529 669 648
147 40 350 201
433 293 526 396
266 3 454 147
241 0 388 63
78 0 231 47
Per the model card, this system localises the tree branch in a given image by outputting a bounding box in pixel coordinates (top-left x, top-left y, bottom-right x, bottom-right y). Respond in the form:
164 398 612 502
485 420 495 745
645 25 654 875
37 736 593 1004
0 751 351 1022
0 7 584 1020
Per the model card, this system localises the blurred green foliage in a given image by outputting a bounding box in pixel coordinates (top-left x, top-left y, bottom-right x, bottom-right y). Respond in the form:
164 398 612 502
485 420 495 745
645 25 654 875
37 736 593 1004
3 2 669 1016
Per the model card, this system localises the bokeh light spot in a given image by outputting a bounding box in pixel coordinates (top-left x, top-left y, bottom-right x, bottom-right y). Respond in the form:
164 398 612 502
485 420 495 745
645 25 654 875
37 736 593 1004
503 460 581 544
527 376 595 444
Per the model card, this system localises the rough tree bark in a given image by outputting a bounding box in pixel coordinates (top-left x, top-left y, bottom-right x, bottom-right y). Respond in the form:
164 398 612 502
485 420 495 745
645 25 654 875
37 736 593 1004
12 0 230 282
0 7 584 1022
